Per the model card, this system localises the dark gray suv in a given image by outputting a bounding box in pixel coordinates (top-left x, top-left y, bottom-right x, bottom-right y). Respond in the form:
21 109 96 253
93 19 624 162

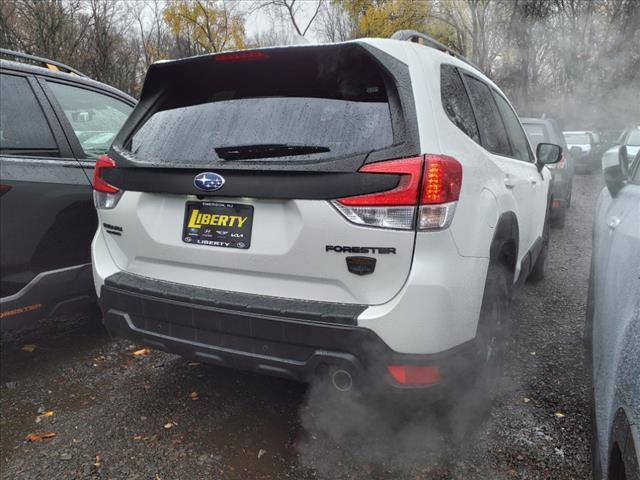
522 117 573 228
0 49 135 331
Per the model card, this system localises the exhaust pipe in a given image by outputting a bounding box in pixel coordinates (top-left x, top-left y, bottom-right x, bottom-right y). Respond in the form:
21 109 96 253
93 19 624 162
331 368 353 392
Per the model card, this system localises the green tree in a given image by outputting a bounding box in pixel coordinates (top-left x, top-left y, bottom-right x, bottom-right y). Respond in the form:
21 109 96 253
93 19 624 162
163 0 246 54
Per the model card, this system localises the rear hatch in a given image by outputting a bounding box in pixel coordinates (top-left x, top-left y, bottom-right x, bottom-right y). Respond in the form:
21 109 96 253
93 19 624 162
97 43 422 305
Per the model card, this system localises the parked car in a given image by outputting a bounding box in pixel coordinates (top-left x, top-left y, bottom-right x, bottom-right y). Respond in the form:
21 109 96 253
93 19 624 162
91 31 560 405
0 49 135 331
563 130 600 173
616 125 640 161
587 146 640 480
522 117 573 228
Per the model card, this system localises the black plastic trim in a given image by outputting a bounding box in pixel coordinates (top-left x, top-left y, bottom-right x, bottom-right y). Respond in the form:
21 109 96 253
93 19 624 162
99 272 480 391
104 272 366 325
102 167 400 199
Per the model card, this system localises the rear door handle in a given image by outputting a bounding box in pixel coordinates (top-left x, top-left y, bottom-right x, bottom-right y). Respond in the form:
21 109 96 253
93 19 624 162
504 176 516 189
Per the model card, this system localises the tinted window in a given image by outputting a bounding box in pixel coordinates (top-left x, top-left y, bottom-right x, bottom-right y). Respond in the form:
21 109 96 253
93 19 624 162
463 75 511 157
493 92 533 162
0 73 58 156
128 46 397 165
441 65 479 142
47 82 132 160
132 98 393 165
564 133 590 144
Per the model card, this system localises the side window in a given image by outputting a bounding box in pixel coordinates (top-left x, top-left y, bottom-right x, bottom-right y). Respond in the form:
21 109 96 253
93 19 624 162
0 73 59 157
47 81 133 160
492 92 534 162
463 74 512 157
440 65 480 143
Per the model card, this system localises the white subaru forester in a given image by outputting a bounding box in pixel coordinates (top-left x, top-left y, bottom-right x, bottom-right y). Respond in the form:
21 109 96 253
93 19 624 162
91 31 560 403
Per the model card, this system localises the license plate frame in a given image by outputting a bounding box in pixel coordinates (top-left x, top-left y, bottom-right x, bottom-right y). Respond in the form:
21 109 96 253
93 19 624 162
182 201 254 249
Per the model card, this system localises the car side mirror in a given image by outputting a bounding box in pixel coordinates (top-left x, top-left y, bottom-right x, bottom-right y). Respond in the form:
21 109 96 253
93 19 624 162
603 146 629 197
537 143 562 169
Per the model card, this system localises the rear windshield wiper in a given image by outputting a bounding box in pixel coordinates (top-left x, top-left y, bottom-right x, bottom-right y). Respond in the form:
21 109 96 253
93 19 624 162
215 144 330 160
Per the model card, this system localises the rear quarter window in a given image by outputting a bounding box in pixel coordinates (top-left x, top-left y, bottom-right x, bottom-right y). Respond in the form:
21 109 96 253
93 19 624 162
440 65 479 143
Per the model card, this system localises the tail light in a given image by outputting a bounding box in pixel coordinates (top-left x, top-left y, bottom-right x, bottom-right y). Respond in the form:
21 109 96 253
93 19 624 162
333 155 462 230
92 155 123 209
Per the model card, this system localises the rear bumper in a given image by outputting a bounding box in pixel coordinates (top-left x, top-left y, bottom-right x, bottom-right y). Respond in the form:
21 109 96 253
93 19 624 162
99 272 480 395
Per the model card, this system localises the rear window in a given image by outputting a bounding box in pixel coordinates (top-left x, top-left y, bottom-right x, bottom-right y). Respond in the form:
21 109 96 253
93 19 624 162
523 123 548 150
564 133 590 144
626 129 640 146
128 47 396 165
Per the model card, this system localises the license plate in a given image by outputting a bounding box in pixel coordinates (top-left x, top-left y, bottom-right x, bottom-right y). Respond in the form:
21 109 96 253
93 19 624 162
182 201 253 249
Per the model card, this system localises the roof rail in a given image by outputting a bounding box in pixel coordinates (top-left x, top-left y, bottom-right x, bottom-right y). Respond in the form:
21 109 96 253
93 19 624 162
390 30 481 72
0 48 86 77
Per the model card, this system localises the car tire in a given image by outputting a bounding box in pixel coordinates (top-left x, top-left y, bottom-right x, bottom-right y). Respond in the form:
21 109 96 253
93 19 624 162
445 262 511 429
529 208 551 282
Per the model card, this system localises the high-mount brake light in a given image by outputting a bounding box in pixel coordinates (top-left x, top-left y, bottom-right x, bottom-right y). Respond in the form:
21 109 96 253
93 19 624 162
214 51 268 62
93 155 123 210
333 155 462 230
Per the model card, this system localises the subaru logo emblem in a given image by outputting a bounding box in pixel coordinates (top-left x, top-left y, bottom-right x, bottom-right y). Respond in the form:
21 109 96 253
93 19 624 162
194 172 225 192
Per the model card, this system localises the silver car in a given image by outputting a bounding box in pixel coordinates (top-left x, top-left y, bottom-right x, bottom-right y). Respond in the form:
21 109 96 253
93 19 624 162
588 146 640 480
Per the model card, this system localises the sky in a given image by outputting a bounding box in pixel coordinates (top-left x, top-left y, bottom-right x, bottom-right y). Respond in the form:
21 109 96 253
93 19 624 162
243 0 323 43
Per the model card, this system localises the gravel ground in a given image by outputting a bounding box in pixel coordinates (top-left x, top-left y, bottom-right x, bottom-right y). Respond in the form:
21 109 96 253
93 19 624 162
0 172 602 480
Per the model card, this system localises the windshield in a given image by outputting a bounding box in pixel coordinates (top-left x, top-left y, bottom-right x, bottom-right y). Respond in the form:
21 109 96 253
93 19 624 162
564 133 591 144
131 97 393 164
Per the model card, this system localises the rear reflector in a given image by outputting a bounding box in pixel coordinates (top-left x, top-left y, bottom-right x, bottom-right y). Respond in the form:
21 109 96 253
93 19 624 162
387 365 441 386
92 155 119 193
334 155 462 230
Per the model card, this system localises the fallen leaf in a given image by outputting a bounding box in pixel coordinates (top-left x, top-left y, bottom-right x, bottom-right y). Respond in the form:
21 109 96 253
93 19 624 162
133 348 151 357
25 431 56 442
163 421 176 429
37 410 54 418
258 449 267 459
94 455 102 467
133 435 143 440
554 412 566 418
190 391 199 401
22 344 37 353
523 398 531 403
